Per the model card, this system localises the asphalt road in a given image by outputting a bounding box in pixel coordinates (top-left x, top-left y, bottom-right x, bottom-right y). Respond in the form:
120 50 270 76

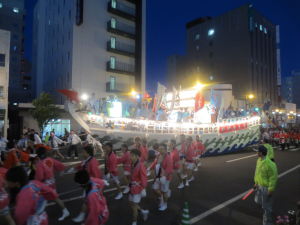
46 146 300 225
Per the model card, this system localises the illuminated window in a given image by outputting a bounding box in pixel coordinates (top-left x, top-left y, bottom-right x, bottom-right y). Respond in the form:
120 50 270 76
110 56 116 69
194 33 200 40
111 18 116 28
208 29 215 36
264 27 267 34
110 37 116 49
110 76 116 90
0 3 3 8
13 7 19 13
111 0 117 8
259 25 263 31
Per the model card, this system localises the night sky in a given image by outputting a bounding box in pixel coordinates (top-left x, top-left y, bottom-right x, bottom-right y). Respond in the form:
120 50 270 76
25 0 300 93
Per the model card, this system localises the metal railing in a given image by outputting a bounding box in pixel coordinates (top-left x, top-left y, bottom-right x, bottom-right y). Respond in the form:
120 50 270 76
107 20 135 36
109 1 135 16
107 40 135 54
107 61 135 74
87 115 261 135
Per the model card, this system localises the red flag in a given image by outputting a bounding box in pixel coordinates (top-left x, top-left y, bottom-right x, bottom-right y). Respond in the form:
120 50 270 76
195 91 205 112
57 89 80 103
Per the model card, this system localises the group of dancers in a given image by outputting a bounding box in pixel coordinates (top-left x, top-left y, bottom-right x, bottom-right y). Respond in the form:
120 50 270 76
0 133 206 225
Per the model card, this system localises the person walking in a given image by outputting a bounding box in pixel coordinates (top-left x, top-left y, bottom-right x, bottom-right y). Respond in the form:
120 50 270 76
117 144 131 194
67 130 81 159
49 131 65 159
129 149 149 225
104 142 123 200
74 170 109 225
5 166 62 225
254 145 278 225
34 146 70 221
149 143 173 211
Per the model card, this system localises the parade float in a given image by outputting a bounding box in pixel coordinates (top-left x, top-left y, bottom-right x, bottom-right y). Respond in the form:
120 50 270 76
62 83 261 156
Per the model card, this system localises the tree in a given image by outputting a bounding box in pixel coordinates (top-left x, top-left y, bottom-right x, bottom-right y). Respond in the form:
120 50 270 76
30 92 60 134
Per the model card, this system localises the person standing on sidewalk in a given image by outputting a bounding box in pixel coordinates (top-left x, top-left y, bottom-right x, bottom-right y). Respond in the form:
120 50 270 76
254 145 278 225
67 130 81 159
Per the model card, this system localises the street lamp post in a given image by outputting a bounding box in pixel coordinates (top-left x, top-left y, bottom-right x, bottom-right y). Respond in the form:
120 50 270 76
246 94 255 111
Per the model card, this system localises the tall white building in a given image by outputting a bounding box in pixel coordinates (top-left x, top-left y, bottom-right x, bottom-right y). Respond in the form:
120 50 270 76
0 29 10 137
33 0 146 104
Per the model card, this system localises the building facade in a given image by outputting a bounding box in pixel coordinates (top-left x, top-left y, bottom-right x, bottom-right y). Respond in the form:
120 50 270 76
168 4 279 106
0 0 32 103
33 0 146 104
282 70 300 107
0 29 10 137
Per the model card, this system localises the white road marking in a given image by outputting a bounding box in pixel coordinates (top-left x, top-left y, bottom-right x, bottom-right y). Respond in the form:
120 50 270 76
225 154 257 163
190 164 300 224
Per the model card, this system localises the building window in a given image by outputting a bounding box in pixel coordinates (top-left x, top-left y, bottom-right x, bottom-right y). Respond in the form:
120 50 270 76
0 86 4 98
68 51 70 61
111 0 117 8
110 37 116 49
259 25 263 31
0 54 5 67
23 76 31 81
194 33 200 40
208 29 215 36
111 18 117 28
110 76 116 90
264 27 267 34
0 3 2 8
13 46 17 51
13 7 19 13
23 84 29 90
110 56 116 69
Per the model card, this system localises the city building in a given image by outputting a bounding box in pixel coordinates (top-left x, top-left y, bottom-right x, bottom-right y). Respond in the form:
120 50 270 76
282 70 300 107
0 0 33 103
282 76 293 103
33 0 146 104
167 55 187 88
0 29 10 137
168 4 279 106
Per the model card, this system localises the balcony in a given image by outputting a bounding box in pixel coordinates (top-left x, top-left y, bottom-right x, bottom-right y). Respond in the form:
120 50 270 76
106 61 135 76
107 20 135 39
107 40 135 57
124 0 135 3
106 82 128 93
108 1 136 21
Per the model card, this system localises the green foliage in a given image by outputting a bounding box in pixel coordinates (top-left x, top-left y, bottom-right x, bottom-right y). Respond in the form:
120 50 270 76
30 92 60 132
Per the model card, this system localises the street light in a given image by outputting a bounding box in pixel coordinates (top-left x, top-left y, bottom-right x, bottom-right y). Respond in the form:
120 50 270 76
130 89 137 97
194 82 205 90
81 93 89 101
248 94 254 100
